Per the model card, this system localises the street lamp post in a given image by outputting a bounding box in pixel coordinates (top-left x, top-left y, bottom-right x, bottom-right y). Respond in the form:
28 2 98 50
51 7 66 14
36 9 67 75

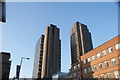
20 57 30 67
16 57 30 80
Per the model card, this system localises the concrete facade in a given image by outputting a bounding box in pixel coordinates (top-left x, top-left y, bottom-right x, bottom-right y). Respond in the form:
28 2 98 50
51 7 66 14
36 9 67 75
32 35 44 78
70 22 93 64
41 24 61 79
32 24 61 79
71 35 120 79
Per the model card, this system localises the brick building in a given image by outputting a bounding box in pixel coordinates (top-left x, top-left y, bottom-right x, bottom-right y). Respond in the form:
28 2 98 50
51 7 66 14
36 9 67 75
71 35 120 79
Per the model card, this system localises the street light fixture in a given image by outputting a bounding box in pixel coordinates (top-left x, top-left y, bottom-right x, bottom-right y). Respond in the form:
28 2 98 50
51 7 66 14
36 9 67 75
16 57 30 80
20 57 30 66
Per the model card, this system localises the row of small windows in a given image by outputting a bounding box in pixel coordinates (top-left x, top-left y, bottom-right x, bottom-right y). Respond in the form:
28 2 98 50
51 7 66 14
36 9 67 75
83 43 120 64
93 70 120 79
84 57 120 74
74 64 80 69
74 70 120 79
73 56 120 70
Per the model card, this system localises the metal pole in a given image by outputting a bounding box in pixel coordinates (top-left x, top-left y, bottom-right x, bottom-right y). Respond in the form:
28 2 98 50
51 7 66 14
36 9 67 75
16 57 29 80
18 57 23 80
20 57 23 67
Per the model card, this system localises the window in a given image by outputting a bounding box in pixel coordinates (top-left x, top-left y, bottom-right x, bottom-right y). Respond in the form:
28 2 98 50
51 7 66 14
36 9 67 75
108 47 113 53
73 73 76 77
87 58 90 62
115 43 120 50
98 63 102 70
78 64 80 67
102 50 106 56
118 56 120 61
104 61 109 68
83 60 86 64
96 53 100 58
100 74 104 80
111 58 116 66
114 70 120 78
92 56 95 61
84 68 87 74
93 65 97 71
94 76 98 80
88 67 92 73
74 65 77 69
94 76 97 78
106 73 111 78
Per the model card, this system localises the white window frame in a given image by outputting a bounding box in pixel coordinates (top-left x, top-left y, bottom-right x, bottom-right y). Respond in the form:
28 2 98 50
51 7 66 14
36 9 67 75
102 50 106 56
104 61 109 68
84 68 87 74
100 74 104 80
114 70 120 78
87 57 90 62
92 55 95 61
96 53 100 58
73 73 76 77
108 47 113 53
78 64 80 67
88 67 92 73
83 60 86 64
93 65 97 71
115 43 120 50
74 65 77 69
111 58 116 66
106 73 111 78
98 63 102 70
118 56 120 61
94 76 98 79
